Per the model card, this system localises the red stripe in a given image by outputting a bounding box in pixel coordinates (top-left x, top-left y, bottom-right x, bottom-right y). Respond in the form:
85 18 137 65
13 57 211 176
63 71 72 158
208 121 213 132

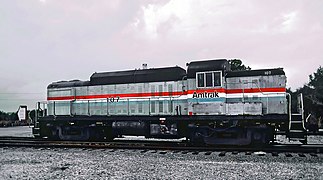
48 96 75 100
48 91 185 101
47 87 285 101
226 87 286 94
187 87 285 94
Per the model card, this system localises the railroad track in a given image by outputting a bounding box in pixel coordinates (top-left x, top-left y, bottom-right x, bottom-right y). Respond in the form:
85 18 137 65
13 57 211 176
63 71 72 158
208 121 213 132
0 136 322 154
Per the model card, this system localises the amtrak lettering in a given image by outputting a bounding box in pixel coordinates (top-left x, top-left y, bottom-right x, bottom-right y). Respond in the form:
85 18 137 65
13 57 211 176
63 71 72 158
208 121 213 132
192 91 219 98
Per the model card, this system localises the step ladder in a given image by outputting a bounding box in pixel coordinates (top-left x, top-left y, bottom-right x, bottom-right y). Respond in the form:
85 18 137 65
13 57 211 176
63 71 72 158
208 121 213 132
287 94 307 144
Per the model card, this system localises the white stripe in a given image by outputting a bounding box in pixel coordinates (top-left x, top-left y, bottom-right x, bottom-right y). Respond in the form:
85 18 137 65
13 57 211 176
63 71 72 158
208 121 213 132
226 92 285 98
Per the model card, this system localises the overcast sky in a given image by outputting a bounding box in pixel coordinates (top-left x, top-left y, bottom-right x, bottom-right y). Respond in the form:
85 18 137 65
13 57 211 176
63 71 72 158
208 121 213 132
0 0 322 112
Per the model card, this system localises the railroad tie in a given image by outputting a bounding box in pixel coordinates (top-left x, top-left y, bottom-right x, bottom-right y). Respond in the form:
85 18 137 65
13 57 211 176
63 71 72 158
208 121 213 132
219 151 226 156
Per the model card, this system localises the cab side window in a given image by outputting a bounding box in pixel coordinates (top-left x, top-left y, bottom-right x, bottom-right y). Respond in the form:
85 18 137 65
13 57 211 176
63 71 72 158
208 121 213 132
196 71 222 88
206 72 213 87
213 72 221 86
197 73 205 87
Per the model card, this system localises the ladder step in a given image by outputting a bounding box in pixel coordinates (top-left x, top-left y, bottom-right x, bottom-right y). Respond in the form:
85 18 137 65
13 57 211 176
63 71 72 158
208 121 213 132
287 131 306 139
291 114 303 121
290 124 305 130
289 130 305 133
290 121 303 123
290 113 304 131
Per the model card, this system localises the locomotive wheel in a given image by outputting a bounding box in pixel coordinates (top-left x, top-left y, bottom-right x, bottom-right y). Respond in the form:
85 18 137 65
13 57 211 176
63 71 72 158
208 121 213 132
188 126 208 146
251 130 269 146
48 129 60 140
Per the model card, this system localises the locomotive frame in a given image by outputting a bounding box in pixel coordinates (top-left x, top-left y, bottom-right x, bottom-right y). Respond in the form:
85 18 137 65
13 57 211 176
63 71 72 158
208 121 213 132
33 59 304 145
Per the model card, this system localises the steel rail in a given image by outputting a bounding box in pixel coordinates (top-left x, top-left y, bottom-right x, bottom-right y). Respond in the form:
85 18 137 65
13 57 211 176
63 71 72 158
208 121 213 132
0 137 322 154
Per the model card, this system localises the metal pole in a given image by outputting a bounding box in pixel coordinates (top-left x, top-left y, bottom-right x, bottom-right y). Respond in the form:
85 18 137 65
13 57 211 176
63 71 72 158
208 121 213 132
53 101 56 116
107 98 109 116
88 100 90 116
242 81 245 115
148 98 151 115
35 102 38 125
266 96 269 114
127 99 130 115
287 93 292 130
43 103 46 116
70 101 73 116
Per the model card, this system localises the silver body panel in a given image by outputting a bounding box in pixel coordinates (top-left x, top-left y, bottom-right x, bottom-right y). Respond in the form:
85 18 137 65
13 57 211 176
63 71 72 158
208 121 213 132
47 71 286 117
47 80 188 116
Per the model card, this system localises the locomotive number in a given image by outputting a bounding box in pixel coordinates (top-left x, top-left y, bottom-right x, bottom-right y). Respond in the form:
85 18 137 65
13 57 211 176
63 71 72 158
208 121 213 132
108 96 120 103
264 71 272 75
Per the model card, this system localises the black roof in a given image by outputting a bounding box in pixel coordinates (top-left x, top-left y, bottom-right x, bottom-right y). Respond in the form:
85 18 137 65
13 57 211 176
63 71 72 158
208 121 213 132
48 67 186 88
226 68 285 77
187 59 229 78
48 80 90 88
90 66 186 85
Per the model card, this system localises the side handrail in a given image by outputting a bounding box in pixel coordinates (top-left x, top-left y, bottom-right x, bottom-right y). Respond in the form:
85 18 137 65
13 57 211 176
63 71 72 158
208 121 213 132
286 93 292 130
35 101 48 123
298 93 306 130
305 114 312 131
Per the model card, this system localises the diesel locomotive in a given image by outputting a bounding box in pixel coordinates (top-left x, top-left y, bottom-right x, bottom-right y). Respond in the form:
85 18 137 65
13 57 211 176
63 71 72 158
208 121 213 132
33 59 302 145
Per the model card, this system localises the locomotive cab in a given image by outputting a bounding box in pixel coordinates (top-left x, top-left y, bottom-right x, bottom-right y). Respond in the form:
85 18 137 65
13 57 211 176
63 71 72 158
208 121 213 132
186 59 229 115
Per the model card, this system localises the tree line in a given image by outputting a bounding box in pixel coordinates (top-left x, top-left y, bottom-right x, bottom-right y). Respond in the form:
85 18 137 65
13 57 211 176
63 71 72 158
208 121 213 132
0 110 18 121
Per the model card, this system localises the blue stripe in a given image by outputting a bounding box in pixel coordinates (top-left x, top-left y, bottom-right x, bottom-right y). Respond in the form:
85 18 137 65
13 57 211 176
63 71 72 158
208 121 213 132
226 97 285 103
188 98 226 103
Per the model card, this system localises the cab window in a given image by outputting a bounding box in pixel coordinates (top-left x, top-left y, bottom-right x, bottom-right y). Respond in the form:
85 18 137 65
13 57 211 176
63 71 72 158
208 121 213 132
206 72 213 87
213 72 221 86
196 71 222 88
197 73 205 87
